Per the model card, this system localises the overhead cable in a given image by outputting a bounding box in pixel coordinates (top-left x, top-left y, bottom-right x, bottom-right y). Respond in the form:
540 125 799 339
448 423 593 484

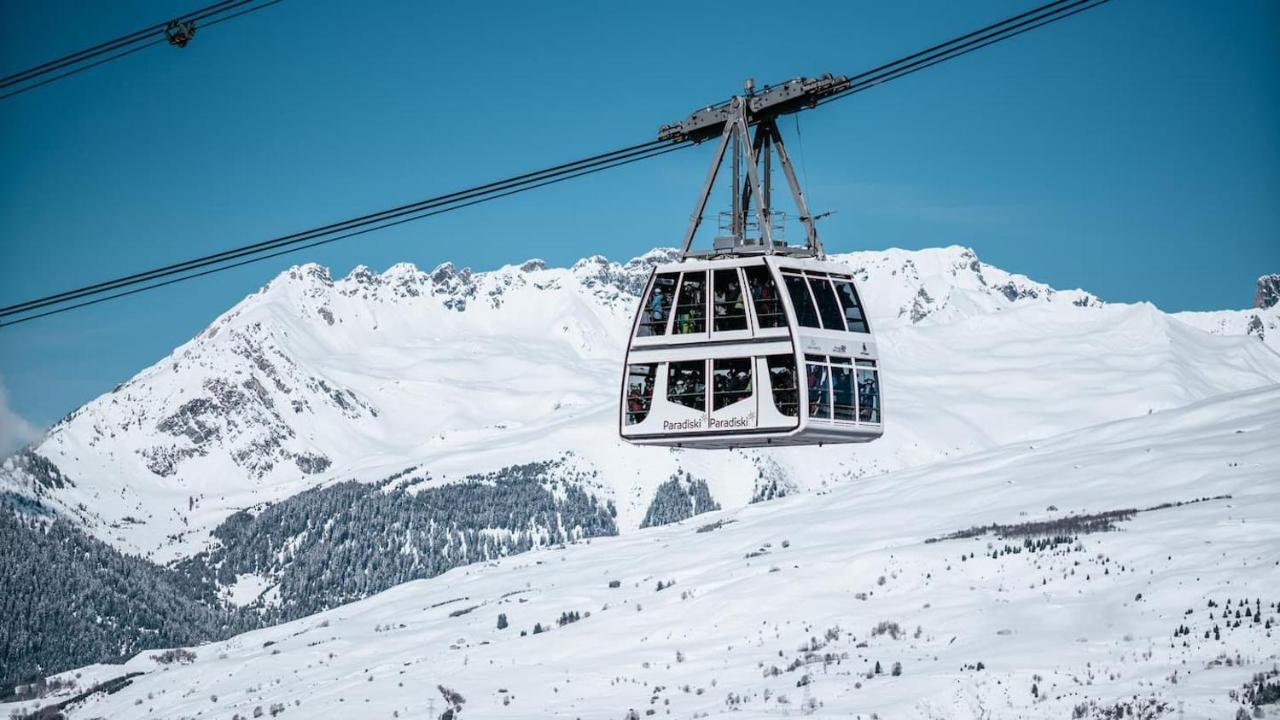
0 0 1110 327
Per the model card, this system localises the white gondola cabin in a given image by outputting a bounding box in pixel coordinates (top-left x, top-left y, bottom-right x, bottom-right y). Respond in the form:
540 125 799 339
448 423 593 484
619 76 885 449
620 254 882 448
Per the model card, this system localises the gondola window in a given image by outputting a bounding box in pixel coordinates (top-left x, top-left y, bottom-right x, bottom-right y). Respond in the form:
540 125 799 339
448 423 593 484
806 354 832 419
783 273 821 328
637 273 679 337
673 272 708 334
624 364 656 425
766 355 799 417
856 359 881 423
712 269 748 332
808 274 847 331
745 266 786 329
832 358 856 421
832 278 870 334
667 360 706 411
712 358 753 410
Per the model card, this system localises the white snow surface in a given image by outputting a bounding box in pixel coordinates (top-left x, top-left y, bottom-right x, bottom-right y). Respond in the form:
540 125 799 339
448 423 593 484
1175 306 1280 353
3 246 1279 562
19 384 1280 719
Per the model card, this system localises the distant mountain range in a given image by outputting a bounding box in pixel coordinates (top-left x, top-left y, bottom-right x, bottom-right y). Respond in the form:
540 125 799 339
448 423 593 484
4 246 1276 565
2 245 1277 704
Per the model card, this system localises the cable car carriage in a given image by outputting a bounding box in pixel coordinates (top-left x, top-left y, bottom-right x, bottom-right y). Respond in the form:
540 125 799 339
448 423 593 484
620 77 883 449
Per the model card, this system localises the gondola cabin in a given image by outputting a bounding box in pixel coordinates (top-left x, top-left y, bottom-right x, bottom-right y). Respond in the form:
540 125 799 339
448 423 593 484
620 75 886 449
620 255 882 449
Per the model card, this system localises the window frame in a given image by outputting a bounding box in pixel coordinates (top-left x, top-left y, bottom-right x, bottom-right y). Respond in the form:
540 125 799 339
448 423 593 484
636 272 679 337
830 275 871 334
806 273 848 331
711 357 753 411
782 272 822 329
831 357 856 421
672 271 709 336
745 265 787 330
805 354 832 420
855 358 881 424
765 354 800 418
623 364 657 425
712 268 750 334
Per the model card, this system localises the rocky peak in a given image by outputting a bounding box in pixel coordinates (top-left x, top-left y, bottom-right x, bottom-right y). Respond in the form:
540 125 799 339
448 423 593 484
262 264 332 299
290 263 333 285
1255 274 1280 310
429 262 475 285
345 265 381 286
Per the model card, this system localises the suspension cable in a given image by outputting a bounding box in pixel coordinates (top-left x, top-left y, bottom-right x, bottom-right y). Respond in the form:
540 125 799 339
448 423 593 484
0 0 1111 327
0 0 280 101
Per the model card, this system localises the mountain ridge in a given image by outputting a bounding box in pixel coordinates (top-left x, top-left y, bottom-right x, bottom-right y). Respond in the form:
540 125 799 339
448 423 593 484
3 246 1276 565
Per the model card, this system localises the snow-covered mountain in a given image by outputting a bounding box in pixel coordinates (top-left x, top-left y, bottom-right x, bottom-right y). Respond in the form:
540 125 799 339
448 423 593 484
15 382 1280 719
1175 274 1280 352
4 246 1279 566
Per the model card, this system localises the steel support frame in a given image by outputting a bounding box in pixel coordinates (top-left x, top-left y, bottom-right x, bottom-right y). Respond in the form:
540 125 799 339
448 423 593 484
678 98 824 259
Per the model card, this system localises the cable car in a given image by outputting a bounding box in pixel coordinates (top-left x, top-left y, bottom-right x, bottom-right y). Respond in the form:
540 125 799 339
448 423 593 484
620 77 883 449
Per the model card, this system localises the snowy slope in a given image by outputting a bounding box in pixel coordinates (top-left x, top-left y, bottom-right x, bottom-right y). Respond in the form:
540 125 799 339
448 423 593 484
20 384 1280 720
4 247 1279 562
1174 307 1279 354
1173 274 1280 353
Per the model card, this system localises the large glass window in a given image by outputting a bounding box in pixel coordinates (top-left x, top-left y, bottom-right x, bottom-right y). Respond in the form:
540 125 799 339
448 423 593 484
856 359 880 423
783 273 821 328
745 266 786 329
832 359 856 421
832 278 870 334
808 275 846 331
712 358 753 410
673 272 707 335
637 273 678 337
667 361 706 411
712 269 748 332
624 364 656 425
766 355 799 417
806 355 831 419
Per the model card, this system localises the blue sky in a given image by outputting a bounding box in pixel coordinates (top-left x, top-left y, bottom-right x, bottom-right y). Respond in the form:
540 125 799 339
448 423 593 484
1 0 1277 434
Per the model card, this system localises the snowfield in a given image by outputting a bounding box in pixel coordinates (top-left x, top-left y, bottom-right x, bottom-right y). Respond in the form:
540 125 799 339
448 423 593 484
4 246 1279 719
4 247 1278 564
17 383 1279 719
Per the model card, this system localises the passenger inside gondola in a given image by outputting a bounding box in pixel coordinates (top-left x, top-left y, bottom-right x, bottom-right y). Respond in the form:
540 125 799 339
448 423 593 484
674 273 707 334
668 361 706 410
857 364 880 423
638 274 678 337
713 270 748 331
745 266 785 328
767 356 799 417
625 365 655 424
832 361 855 421
711 358 752 409
628 375 653 412
806 360 831 419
